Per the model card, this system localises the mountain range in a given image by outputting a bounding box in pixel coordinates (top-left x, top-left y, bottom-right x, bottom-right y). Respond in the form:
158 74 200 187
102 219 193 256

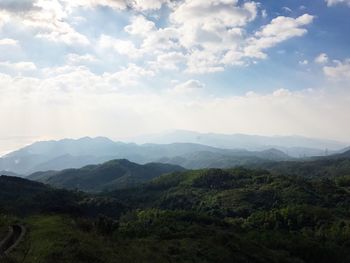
131 130 348 157
0 132 348 175
0 136 292 175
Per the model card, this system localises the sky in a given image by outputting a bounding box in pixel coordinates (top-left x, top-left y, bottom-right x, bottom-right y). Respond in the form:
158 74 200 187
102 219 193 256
0 0 350 153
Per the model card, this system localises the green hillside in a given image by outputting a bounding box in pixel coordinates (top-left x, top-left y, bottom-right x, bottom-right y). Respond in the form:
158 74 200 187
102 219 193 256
28 159 185 192
251 156 350 179
2 162 350 262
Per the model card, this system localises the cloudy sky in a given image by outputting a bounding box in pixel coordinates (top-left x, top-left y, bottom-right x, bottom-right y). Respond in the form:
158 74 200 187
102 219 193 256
0 0 350 153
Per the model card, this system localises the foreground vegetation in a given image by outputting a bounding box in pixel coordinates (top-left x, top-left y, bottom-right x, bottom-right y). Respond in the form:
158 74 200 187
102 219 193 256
1 161 350 262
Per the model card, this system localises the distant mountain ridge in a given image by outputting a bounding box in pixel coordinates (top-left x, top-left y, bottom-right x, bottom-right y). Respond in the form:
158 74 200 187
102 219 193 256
131 130 347 157
0 137 293 174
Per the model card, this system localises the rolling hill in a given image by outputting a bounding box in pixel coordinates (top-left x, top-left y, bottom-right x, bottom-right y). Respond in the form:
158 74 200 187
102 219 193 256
249 149 350 179
3 162 350 262
28 159 185 192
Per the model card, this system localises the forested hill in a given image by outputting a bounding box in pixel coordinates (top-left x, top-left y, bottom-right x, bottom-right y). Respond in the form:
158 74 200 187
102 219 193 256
2 165 350 262
0 175 80 216
0 175 127 218
249 152 350 179
28 159 185 192
104 167 350 262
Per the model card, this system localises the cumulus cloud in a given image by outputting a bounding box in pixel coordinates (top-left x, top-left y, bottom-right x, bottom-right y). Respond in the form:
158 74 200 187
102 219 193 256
130 0 312 73
323 59 350 80
1 0 315 74
62 0 168 11
66 53 98 65
149 52 187 71
170 0 258 49
124 15 156 36
245 14 314 59
104 63 155 87
0 0 89 46
0 61 37 71
63 0 128 10
130 0 169 11
172 79 205 94
0 0 38 12
99 35 143 59
315 53 329 64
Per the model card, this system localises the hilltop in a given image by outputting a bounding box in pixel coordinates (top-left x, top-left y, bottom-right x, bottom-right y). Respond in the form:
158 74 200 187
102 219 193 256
28 159 185 192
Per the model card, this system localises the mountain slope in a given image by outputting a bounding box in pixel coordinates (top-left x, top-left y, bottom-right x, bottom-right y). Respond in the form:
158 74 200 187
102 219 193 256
0 175 79 216
249 154 350 179
0 175 127 218
4 166 350 262
29 159 186 192
157 148 290 169
105 167 350 263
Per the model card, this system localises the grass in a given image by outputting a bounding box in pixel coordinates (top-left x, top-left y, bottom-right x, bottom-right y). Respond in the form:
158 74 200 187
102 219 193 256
18 215 115 263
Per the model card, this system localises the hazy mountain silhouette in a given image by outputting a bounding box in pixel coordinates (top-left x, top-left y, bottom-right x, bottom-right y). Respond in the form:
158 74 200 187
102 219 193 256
131 130 347 157
0 137 293 174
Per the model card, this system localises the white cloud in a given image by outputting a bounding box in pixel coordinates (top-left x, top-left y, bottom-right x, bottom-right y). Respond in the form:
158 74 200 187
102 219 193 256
104 63 155 87
130 0 169 11
323 59 350 80
172 79 205 94
170 0 257 50
315 53 329 64
124 15 156 36
66 53 97 65
299 60 309 65
63 0 127 10
0 0 89 46
186 49 225 74
0 38 19 46
273 88 292 97
325 0 350 6
93 3 314 74
99 35 143 59
150 52 186 71
63 0 168 11
282 7 292 13
244 14 314 59
0 11 10 28
0 61 37 71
